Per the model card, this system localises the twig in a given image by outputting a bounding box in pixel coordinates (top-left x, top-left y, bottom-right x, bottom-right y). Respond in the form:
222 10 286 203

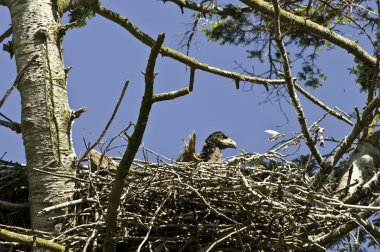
81 221 100 252
204 225 249 252
0 27 11 44
38 198 98 216
77 80 129 164
0 55 38 110
152 88 190 103
89 3 287 86
103 33 166 252
272 0 324 169
294 82 352 125
137 190 172 252
0 228 72 252
0 119 21 133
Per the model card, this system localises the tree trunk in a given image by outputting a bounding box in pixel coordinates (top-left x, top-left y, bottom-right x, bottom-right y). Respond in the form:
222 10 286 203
10 0 76 232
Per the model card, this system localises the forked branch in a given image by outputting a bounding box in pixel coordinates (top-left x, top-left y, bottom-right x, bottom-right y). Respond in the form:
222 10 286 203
272 0 324 169
87 2 286 87
103 33 190 251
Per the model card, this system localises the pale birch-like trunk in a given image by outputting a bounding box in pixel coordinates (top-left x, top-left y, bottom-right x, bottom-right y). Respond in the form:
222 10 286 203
335 131 380 200
10 0 76 232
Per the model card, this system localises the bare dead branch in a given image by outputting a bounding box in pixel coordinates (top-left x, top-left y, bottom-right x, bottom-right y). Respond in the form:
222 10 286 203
137 190 172 252
0 27 11 44
152 88 190 103
294 82 352 126
77 80 129 164
0 55 38 110
0 119 21 133
38 198 98 216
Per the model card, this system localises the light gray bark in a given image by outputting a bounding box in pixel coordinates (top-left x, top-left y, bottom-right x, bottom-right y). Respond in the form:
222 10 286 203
335 131 380 200
10 0 76 232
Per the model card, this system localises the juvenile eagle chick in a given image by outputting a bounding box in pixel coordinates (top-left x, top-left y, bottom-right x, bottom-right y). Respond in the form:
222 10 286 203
177 131 236 162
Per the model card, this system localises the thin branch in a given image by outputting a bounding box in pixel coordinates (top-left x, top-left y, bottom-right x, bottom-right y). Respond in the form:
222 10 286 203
0 55 38 110
0 27 11 44
103 33 166 252
272 0 324 169
88 3 286 86
38 198 98 216
77 80 129 164
0 229 73 252
137 190 172 252
204 226 249 252
240 0 376 67
152 88 190 103
162 0 252 17
0 119 21 133
294 82 352 126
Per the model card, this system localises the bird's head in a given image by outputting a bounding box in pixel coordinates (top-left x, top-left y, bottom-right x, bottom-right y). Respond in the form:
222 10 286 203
205 131 237 150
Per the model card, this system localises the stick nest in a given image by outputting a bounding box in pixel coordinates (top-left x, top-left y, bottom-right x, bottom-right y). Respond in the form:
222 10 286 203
0 153 350 251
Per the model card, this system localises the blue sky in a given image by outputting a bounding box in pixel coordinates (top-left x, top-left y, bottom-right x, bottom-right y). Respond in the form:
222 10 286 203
0 0 368 163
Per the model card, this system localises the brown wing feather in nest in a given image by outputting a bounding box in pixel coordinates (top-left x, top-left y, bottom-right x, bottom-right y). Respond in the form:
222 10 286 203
177 131 201 162
89 149 118 172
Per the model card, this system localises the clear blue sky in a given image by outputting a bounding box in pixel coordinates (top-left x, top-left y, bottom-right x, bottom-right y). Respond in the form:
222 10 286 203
0 0 367 163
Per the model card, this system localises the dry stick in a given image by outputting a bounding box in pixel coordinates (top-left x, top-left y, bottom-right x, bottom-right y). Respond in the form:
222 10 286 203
294 82 352 126
0 120 21 133
103 33 181 252
312 194 380 248
90 3 286 86
0 55 38 109
0 228 72 252
37 198 98 216
204 226 249 252
82 221 100 252
136 190 172 252
0 27 11 44
77 80 129 164
272 0 324 169
152 88 190 103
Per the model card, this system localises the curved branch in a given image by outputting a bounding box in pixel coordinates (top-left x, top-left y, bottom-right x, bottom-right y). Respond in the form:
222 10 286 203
88 3 286 86
240 0 376 67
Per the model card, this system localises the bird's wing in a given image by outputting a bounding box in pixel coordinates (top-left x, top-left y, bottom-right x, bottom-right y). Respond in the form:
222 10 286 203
177 131 201 162
89 149 118 172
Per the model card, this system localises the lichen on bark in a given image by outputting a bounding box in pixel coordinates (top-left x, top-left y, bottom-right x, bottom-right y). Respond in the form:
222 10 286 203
10 0 76 232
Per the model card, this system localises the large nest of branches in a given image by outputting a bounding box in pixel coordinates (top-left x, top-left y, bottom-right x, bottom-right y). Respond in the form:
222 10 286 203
0 151 370 251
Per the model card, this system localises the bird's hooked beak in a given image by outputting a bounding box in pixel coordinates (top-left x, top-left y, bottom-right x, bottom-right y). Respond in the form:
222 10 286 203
221 137 237 149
